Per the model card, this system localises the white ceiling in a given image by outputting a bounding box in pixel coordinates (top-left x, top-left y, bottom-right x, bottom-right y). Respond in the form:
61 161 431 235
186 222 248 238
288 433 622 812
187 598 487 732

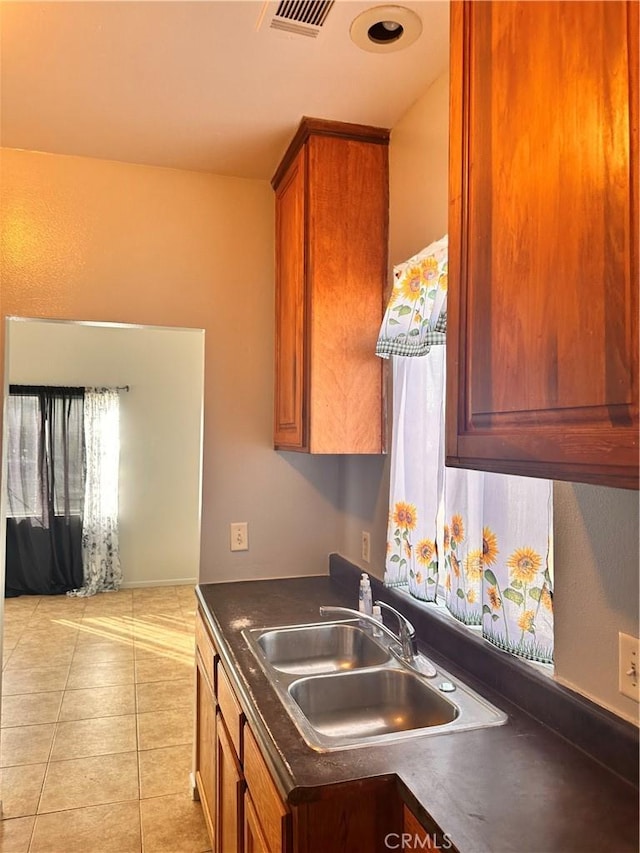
0 0 449 180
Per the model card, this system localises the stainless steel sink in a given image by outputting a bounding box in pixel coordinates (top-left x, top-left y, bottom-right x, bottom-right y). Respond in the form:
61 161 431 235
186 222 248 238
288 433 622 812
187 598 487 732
243 619 507 751
289 667 458 738
255 623 390 675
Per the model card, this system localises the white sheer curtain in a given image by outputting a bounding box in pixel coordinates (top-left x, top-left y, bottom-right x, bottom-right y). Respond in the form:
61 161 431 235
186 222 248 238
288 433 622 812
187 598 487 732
69 388 122 597
385 353 445 599
380 238 554 664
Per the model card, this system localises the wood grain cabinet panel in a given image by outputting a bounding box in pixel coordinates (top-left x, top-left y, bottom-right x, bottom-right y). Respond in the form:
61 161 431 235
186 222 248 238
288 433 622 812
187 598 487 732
272 117 389 454
195 653 216 846
274 149 306 449
243 726 291 853
244 791 270 853
216 714 245 853
196 608 216 689
402 805 457 852
217 661 244 761
447 0 639 488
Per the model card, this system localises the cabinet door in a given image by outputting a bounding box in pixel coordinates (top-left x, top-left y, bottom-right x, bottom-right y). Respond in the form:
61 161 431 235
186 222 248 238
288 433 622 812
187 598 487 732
244 791 270 853
216 713 244 853
274 146 307 450
243 726 290 853
306 133 387 454
195 655 216 847
447 0 638 488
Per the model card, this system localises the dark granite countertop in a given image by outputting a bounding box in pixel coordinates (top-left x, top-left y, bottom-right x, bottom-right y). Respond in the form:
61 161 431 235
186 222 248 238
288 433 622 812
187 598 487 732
196 575 639 853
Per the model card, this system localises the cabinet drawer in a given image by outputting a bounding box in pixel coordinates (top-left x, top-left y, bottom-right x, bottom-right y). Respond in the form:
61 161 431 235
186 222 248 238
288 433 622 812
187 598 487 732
217 662 244 760
196 609 216 689
244 725 290 853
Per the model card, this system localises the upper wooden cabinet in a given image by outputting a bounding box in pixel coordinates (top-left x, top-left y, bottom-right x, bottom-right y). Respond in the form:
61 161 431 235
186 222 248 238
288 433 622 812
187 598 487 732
446 0 639 488
272 117 389 453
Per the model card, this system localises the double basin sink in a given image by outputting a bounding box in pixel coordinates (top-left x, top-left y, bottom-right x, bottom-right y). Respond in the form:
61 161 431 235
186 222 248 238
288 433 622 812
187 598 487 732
243 619 507 751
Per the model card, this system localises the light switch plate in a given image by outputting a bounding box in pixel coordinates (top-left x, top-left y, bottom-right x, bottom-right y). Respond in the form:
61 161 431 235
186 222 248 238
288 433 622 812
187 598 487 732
230 522 248 552
618 632 639 702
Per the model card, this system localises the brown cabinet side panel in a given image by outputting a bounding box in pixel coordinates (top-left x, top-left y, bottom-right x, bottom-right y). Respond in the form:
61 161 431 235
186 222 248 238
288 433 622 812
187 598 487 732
292 778 401 853
307 134 387 454
274 148 307 450
447 0 638 487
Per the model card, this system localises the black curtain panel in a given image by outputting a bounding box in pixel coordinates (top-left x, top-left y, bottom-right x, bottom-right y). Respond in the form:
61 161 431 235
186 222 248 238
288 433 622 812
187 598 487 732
5 386 86 597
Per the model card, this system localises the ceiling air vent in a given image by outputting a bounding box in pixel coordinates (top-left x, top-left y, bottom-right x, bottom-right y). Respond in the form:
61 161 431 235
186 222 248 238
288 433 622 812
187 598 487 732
264 0 335 38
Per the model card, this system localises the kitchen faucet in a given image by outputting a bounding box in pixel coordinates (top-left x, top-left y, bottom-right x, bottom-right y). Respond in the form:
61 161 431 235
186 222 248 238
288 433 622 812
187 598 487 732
319 600 418 663
375 600 419 660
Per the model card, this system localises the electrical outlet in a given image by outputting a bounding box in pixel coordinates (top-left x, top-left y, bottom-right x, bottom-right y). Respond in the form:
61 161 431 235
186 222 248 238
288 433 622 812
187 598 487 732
361 530 371 563
618 632 639 702
230 522 248 552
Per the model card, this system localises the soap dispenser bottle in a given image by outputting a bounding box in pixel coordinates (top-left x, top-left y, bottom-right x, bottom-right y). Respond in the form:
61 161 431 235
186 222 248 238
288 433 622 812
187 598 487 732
372 604 384 637
359 573 373 616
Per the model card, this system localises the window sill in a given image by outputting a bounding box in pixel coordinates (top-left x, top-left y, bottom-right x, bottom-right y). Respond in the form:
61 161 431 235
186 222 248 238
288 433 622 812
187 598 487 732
391 586 555 679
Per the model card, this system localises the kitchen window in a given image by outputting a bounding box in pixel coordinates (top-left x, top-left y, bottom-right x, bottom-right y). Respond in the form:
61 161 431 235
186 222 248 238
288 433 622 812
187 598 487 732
377 237 554 665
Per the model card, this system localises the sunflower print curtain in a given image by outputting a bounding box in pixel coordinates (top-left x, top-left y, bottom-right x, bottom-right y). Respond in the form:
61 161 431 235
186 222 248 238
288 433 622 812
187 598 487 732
380 238 554 664
443 468 554 663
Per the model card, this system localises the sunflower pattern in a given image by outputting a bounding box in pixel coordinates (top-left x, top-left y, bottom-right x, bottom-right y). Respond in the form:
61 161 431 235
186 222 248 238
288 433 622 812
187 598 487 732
442 504 554 663
386 500 439 601
442 508 483 627
376 237 448 358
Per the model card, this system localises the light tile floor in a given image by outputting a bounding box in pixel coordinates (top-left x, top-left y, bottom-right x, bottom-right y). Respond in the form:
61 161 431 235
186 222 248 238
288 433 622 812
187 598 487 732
0 585 211 853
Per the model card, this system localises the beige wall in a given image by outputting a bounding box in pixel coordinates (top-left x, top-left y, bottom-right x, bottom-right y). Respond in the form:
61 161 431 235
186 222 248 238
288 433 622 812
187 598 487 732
387 72 451 267
7 318 205 587
339 71 640 724
553 483 639 723
341 73 451 576
0 148 343 589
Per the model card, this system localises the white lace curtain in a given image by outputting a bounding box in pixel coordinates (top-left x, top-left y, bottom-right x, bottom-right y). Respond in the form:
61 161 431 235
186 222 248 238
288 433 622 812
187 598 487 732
379 238 554 664
69 388 122 597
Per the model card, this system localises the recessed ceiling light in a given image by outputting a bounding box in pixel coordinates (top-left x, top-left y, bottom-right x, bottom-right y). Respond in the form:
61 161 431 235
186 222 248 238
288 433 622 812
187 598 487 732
350 5 422 53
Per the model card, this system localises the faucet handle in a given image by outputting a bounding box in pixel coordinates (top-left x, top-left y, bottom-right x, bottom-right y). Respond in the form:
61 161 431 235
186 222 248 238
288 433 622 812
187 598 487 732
374 600 416 638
